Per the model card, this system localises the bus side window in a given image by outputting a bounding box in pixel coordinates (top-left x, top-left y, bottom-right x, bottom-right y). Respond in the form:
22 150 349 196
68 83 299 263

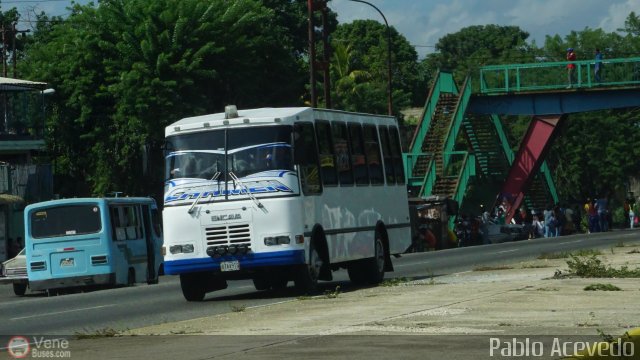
315 121 338 186
363 125 384 185
111 206 127 241
332 122 353 186
389 127 405 184
120 206 142 240
294 122 322 195
348 123 369 185
379 126 396 184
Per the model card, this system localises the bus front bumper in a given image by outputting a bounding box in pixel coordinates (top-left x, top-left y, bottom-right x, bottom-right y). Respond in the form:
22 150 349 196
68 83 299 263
164 249 306 275
29 273 115 291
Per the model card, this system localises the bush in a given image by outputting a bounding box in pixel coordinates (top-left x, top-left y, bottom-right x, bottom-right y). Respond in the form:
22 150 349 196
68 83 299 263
566 254 640 278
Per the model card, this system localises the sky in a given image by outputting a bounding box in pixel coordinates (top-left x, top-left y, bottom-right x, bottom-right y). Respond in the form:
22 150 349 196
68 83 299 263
7 0 640 59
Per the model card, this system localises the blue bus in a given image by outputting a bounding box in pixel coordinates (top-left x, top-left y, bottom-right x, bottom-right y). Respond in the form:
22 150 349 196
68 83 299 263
24 197 163 293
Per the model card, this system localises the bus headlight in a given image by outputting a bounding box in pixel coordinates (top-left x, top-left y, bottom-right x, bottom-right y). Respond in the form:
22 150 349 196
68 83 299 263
264 236 291 246
169 244 194 254
237 244 249 254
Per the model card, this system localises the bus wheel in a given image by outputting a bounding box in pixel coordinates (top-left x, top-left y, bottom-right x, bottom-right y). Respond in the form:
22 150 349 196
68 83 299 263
294 242 322 294
147 266 161 285
180 273 206 301
252 278 270 291
271 277 289 290
127 269 135 286
13 283 27 296
348 234 386 285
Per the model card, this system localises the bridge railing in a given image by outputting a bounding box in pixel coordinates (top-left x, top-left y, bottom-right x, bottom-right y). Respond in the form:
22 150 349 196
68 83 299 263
480 57 640 93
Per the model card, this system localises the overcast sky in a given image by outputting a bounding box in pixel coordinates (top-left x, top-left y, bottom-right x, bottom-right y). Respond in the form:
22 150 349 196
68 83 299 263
10 0 640 59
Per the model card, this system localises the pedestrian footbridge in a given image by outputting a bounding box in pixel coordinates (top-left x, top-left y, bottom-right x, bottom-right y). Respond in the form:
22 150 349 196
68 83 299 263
404 56 640 225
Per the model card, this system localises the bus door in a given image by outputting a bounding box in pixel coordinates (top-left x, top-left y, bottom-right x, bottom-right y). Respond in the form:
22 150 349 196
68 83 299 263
110 205 148 283
141 205 155 281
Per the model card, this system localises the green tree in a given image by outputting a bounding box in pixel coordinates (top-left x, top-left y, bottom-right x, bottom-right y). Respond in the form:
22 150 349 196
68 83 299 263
550 109 640 201
330 20 419 115
423 25 533 84
20 0 306 197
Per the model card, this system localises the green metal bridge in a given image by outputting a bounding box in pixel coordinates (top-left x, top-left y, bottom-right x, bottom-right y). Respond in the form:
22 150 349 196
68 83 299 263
404 56 640 226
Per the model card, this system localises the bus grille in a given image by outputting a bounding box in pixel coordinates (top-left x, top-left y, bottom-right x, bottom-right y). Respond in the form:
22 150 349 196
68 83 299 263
91 255 108 265
30 261 46 271
205 223 251 246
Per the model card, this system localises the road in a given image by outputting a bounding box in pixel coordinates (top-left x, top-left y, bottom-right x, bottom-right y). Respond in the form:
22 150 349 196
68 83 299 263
1 229 638 336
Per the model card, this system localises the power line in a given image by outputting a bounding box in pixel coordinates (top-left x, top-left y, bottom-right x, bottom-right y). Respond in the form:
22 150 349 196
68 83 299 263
2 0 70 3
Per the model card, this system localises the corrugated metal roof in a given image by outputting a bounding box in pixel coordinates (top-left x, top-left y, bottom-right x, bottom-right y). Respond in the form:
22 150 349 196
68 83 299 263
0 77 48 91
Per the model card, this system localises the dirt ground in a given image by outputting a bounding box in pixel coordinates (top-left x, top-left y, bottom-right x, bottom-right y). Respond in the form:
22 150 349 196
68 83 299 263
31 242 640 360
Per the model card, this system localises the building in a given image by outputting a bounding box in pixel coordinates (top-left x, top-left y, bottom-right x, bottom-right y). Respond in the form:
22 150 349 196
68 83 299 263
0 77 54 261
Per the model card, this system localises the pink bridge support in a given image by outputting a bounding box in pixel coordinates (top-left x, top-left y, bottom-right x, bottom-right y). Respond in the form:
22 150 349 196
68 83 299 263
499 114 565 223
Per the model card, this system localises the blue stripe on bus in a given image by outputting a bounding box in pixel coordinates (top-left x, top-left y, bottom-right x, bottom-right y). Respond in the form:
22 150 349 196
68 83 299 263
164 249 305 275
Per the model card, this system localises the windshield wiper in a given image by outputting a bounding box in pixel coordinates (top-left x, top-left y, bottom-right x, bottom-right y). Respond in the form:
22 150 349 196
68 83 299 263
229 171 265 210
187 171 221 214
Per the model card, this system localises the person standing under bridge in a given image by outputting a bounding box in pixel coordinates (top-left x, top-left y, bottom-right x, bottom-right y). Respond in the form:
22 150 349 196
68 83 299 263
566 48 577 88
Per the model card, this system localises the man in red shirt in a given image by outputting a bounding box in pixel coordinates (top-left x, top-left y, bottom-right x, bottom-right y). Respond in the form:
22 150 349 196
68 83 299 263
566 48 576 88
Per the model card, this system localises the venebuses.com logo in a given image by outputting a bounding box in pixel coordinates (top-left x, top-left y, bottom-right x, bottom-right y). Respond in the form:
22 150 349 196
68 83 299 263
7 336 30 358
6 335 71 358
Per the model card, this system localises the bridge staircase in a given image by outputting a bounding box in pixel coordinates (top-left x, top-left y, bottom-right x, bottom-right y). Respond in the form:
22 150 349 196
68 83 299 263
404 70 558 224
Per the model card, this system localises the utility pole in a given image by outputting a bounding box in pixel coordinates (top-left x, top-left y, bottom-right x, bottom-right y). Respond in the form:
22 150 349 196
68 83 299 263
8 23 29 78
2 24 6 77
307 0 331 109
345 0 393 116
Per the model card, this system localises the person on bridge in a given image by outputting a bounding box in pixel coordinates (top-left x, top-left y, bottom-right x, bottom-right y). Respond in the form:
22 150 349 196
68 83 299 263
566 48 577 88
594 48 604 83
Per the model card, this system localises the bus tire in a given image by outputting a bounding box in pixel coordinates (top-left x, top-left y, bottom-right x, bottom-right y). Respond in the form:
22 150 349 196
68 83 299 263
348 232 386 285
294 241 322 294
13 283 27 296
252 278 271 291
147 265 161 285
271 277 288 290
127 268 135 286
180 273 206 302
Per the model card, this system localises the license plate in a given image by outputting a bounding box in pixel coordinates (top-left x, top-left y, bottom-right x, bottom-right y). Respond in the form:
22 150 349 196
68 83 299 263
60 258 75 267
220 260 240 272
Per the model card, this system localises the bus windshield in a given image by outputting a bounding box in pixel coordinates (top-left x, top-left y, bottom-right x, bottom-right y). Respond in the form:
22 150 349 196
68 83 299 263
31 204 102 239
165 125 293 181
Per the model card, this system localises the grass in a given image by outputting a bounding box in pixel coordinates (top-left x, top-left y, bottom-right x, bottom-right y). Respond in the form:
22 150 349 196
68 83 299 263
380 277 411 287
522 263 551 269
231 304 247 312
75 328 120 339
473 265 513 271
324 286 341 299
584 283 622 291
538 249 602 260
566 254 640 278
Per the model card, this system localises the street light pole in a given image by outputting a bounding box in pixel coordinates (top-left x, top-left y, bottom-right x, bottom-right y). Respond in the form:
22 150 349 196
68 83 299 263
345 0 393 116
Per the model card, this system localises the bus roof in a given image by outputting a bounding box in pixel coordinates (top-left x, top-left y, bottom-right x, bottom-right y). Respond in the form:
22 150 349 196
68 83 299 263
25 197 156 211
166 107 397 137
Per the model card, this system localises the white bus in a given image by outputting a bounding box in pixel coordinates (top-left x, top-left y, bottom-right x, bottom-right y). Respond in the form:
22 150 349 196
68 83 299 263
163 106 411 301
